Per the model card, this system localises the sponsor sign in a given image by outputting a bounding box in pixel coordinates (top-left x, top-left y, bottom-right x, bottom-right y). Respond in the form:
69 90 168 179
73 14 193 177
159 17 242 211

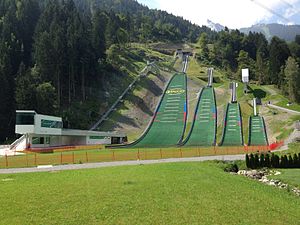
166 88 185 95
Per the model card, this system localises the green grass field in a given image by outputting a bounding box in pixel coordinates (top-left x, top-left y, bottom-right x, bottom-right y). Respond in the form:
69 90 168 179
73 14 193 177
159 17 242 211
275 142 300 156
0 162 299 225
269 169 300 189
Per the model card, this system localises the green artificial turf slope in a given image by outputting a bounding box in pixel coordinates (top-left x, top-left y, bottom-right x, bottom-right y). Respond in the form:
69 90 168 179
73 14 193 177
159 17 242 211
133 73 187 147
184 87 216 146
221 103 243 146
249 116 268 146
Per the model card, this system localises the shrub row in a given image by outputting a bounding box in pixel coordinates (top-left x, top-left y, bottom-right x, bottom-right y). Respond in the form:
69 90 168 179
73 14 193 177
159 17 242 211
246 153 300 169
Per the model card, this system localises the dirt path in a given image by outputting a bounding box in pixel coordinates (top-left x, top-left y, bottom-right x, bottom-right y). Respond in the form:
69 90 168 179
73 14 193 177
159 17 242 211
0 154 245 174
267 104 300 114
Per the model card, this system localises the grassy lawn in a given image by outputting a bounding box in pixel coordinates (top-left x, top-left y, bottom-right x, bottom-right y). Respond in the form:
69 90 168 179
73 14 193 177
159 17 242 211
0 162 299 225
269 169 300 189
276 99 300 112
276 142 300 156
262 85 300 112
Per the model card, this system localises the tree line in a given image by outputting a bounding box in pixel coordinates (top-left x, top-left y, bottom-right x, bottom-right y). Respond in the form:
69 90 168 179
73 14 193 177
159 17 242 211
198 29 300 103
246 153 300 169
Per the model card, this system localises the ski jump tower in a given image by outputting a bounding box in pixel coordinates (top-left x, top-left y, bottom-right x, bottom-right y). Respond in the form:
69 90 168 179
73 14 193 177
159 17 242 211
242 68 250 93
253 98 258 116
207 68 213 87
231 82 237 103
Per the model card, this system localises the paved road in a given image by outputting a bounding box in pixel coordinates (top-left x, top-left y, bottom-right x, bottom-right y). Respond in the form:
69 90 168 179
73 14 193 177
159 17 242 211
267 104 300 115
0 154 245 174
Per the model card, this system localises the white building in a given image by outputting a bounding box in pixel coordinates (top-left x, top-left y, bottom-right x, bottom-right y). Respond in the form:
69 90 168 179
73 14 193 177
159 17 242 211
11 110 126 151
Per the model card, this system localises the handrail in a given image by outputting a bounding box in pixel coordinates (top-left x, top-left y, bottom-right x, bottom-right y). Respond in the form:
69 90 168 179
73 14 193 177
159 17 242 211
9 134 26 150
177 62 189 144
212 87 217 146
262 116 269 146
248 116 252 146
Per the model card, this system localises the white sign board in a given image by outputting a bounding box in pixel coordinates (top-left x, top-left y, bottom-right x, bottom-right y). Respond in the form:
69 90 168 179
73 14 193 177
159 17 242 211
242 68 249 83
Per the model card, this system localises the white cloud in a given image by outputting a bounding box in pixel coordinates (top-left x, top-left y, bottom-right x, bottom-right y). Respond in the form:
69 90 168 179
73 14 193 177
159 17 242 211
148 0 299 28
284 8 297 18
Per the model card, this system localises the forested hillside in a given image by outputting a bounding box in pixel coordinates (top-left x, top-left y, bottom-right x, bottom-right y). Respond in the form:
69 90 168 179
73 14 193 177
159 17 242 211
1 0 300 144
197 29 300 100
0 0 212 142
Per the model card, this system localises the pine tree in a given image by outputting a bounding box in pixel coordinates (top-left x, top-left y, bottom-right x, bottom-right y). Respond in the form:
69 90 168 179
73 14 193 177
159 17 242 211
246 154 250 168
256 50 267 84
288 155 293 168
197 32 209 61
284 57 300 103
249 153 254 169
237 50 255 80
293 154 298 168
268 36 290 86
274 155 280 168
254 153 259 169
265 154 270 168
259 153 265 168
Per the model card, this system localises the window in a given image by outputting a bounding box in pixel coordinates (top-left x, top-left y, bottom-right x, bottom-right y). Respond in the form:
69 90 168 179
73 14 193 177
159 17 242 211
41 119 62 129
89 136 107 140
32 137 44 145
16 113 35 125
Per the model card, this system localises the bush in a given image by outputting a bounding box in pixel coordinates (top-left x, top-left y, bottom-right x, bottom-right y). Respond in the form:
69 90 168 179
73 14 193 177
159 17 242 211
265 154 271 167
223 162 239 173
254 154 259 169
293 154 298 168
249 153 254 168
246 154 250 168
246 153 300 169
288 155 293 168
260 154 265 167
273 155 280 168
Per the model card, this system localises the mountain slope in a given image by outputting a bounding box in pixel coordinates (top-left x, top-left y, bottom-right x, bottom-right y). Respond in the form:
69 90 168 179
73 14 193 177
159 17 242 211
206 19 225 32
240 23 300 42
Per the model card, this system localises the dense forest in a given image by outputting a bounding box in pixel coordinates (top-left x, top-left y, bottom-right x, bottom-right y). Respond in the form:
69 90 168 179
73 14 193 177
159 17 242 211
0 0 212 142
0 0 300 143
197 29 300 101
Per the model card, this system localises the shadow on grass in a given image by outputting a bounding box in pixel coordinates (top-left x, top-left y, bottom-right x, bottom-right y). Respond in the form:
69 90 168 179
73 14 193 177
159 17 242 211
253 89 267 99
130 95 154 116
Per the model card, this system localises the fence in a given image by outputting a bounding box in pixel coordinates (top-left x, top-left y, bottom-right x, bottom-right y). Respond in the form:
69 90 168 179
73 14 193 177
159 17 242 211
0 143 283 169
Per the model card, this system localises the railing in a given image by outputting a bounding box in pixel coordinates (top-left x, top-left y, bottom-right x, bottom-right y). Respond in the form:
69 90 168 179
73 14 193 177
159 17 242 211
0 143 283 169
9 135 26 151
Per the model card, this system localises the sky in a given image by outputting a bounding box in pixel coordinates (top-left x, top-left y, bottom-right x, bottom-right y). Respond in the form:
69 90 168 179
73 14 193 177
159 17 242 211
137 0 300 29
